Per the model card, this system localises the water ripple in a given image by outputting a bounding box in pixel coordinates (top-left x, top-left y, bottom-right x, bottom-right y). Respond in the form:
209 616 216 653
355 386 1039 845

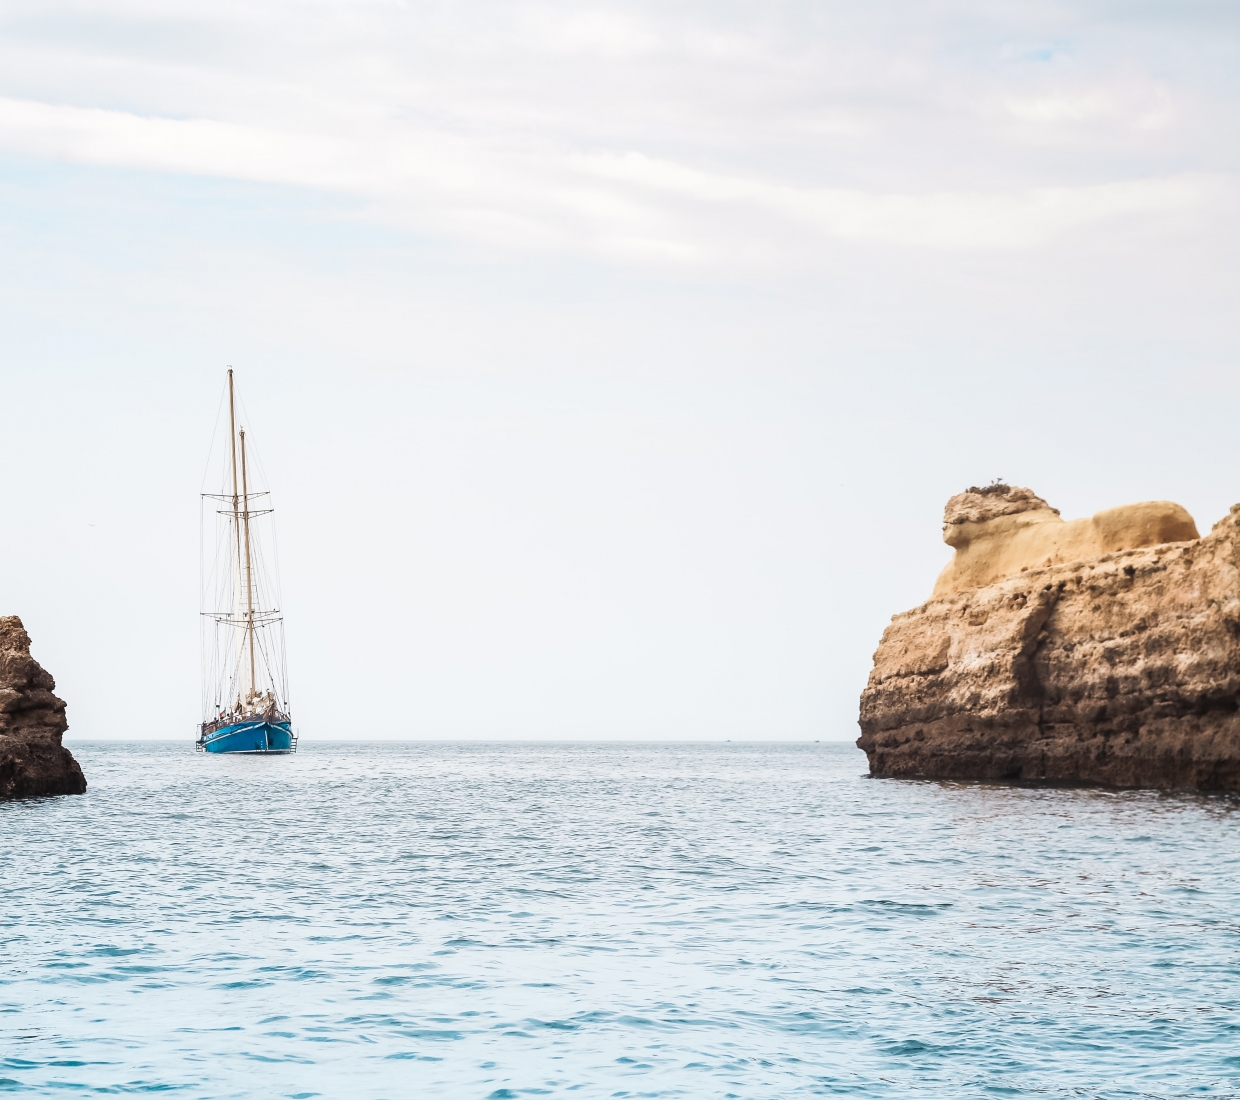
2 741 1239 1097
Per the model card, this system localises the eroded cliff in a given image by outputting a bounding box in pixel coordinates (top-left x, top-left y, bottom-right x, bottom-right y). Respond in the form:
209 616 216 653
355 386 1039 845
0 616 86 799
858 487 1240 790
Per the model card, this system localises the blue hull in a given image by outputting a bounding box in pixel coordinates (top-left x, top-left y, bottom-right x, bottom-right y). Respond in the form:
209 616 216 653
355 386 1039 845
197 720 296 754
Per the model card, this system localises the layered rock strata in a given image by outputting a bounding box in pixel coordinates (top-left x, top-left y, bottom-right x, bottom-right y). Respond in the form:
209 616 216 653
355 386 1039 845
858 486 1240 790
0 617 86 799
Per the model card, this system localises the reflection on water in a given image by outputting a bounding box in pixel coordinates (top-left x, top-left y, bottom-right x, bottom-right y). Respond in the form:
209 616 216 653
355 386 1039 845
2 741 1238 1097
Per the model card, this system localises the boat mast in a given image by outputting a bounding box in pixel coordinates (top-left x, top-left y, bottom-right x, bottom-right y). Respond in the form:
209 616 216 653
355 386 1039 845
239 427 258 702
226 370 247 705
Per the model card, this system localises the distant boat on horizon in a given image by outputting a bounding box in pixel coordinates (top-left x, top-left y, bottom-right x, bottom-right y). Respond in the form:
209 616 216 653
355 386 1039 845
196 369 296 755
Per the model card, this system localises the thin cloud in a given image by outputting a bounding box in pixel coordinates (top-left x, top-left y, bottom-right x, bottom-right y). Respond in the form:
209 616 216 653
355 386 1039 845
0 95 1216 258
0 1 1235 264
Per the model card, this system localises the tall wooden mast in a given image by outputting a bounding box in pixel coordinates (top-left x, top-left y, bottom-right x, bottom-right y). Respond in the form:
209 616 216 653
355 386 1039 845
240 427 258 701
226 370 247 700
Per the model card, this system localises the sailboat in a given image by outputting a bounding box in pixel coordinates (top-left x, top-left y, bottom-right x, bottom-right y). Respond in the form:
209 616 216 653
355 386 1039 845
196 369 297 754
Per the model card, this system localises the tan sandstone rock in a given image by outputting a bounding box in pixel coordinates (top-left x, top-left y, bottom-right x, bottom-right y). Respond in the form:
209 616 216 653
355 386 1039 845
857 489 1240 790
0 616 86 799
935 484 1198 597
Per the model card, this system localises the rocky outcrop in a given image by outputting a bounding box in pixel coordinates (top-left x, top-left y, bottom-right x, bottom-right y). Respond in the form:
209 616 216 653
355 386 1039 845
935 483 1198 597
0 617 86 799
857 487 1240 790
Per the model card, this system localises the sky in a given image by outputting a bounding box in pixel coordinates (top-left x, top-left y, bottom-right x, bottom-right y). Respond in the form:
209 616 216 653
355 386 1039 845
1 0 1238 740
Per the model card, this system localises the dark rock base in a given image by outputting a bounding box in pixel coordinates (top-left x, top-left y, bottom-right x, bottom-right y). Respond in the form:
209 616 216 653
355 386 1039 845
860 719 1240 791
0 736 88 799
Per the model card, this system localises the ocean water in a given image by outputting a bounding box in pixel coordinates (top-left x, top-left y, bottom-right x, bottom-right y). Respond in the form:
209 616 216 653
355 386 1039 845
2 742 1239 1099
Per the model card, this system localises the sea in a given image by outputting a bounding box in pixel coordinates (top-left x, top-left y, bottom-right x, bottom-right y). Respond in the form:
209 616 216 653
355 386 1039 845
2 741 1239 1099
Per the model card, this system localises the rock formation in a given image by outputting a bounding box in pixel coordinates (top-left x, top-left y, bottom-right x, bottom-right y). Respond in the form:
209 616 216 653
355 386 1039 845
858 485 1240 790
934 484 1198 597
0 617 86 798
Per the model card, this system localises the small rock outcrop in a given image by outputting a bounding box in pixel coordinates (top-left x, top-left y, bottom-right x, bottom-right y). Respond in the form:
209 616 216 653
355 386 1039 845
858 487 1240 790
0 617 86 799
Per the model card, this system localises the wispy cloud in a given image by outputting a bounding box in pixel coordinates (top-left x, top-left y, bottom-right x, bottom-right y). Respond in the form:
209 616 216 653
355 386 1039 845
574 150 1211 249
0 1 1235 264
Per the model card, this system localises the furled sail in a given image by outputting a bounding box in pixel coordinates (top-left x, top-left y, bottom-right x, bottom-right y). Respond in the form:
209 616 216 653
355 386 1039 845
197 369 295 754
